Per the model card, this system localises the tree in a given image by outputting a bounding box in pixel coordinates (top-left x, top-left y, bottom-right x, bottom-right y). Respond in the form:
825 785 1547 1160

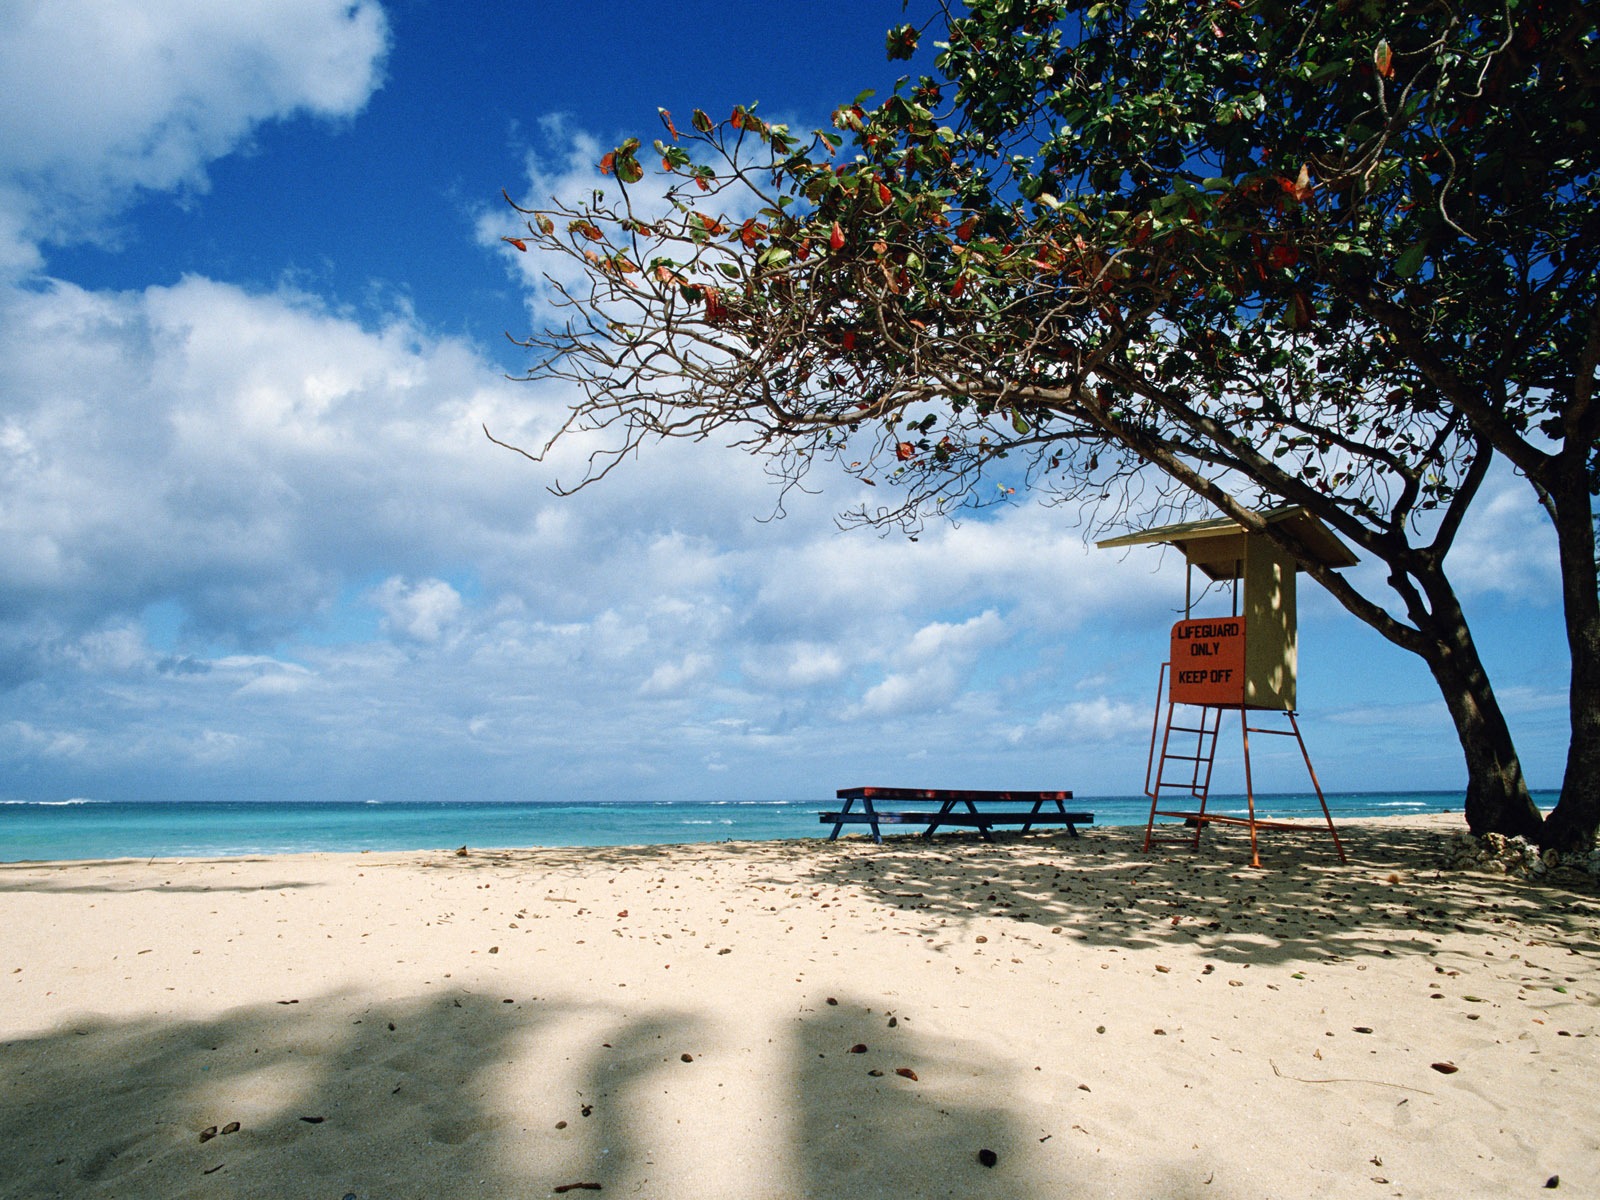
498 0 1598 851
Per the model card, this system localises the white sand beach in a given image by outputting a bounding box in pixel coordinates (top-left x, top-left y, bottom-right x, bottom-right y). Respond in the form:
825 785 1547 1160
2 813 1596 1199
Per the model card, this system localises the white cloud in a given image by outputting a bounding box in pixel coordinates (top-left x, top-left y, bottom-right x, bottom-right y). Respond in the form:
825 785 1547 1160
371 577 464 643
0 0 388 262
1006 696 1147 746
1446 474 1560 601
741 642 847 691
855 611 1008 718
640 652 715 696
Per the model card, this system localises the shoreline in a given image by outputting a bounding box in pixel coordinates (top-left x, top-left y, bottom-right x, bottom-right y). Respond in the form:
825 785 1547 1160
3 812 1596 1198
0 791 1504 864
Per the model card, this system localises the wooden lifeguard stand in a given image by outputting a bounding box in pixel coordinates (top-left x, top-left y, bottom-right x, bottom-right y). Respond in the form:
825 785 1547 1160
1097 506 1357 866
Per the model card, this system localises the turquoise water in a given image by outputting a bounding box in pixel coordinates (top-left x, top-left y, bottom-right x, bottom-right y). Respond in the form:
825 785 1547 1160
0 791 1508 862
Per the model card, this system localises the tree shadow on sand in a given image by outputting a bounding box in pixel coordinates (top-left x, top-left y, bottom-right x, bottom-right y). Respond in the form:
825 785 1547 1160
768 821 1600 968
1 981 1215 1198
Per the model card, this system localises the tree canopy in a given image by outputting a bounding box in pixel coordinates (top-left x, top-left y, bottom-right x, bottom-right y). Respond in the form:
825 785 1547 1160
500 0 1599 851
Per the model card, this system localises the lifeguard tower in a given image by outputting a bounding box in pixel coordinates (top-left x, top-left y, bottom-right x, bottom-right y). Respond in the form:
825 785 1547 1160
1097 506 1357 866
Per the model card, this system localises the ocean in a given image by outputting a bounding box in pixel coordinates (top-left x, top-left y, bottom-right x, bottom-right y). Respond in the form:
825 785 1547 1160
0 791 1513 863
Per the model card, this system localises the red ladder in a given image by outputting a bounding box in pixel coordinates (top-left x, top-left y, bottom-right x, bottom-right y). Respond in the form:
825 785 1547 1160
1143 663 1347 867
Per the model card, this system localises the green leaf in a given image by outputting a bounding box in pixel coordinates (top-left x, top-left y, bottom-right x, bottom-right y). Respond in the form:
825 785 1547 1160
1394 240 1427 279
886 23 919 61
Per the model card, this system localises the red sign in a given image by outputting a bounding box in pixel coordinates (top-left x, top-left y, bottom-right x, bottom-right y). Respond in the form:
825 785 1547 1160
1170 617 1247 706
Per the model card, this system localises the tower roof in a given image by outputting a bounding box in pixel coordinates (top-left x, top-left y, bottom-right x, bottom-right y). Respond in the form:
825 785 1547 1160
1095 506 1358 581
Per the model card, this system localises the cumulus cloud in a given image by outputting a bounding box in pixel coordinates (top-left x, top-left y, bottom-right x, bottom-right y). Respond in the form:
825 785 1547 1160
1446 472 1560 601
3 255 1162 792
0 0 388 263
855 611 1009 718
372 578 464 643
1005 696 1148 746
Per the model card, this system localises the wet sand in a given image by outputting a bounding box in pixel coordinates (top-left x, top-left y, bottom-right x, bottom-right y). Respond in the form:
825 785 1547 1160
2 813 1596 1198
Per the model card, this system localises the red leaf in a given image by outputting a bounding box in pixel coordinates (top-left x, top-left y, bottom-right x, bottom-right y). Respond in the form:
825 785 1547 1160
1267 244 1298 269
698 213 727 236
895 1068 919 1081
502 237 527 252
659 108 679 141
949 275 966 298
841 330 857 350
1287 290 1313 329
878 182 892 206
704 288 726 323
957 217 976 241
830 222 845 251
1277 165 1314 204
895 442 915 461
599 152 615 176
1374 40 1394 79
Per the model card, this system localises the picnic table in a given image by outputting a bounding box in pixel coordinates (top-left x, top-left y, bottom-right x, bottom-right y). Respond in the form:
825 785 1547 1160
820 786 1093 844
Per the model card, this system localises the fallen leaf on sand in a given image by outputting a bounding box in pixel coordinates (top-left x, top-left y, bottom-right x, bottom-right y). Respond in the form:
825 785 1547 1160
895 1067 919 1081
1431 1062 1460 1074
199 1126 218 1143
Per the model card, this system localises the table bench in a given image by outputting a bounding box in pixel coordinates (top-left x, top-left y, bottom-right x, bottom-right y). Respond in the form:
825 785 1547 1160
820 786 1093 844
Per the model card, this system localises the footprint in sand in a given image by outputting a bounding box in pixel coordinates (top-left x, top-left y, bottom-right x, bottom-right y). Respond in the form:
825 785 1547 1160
429 1114 505 1145
76 1131 154 1183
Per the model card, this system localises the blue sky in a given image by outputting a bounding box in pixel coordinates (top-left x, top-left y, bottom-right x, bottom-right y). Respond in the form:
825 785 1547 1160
0 0 1573 807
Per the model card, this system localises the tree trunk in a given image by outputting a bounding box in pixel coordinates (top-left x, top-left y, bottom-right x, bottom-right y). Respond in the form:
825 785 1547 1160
1414 571 1545 841
1536 476 1600 855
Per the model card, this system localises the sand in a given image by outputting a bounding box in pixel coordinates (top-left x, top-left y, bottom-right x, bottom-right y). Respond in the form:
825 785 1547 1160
1 813 1596 1199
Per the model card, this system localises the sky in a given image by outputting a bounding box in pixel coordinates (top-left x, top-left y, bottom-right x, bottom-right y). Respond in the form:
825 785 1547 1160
0 0 1575 807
